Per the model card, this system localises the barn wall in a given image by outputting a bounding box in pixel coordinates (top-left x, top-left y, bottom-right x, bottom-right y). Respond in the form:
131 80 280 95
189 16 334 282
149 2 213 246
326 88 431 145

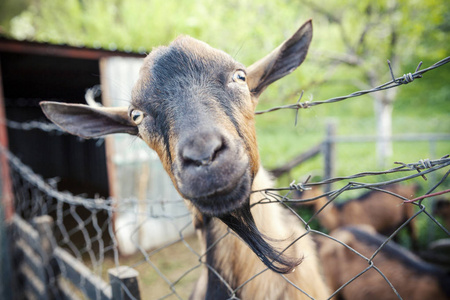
1 51 110 198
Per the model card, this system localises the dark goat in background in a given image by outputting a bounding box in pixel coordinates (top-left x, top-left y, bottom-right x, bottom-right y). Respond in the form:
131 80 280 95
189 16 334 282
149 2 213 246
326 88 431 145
295 184 418 248
40 20 330 299
318 225 450 300
434 199 450 230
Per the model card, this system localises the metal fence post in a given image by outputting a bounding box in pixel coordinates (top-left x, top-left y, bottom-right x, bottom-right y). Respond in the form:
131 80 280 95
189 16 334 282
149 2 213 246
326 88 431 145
323 121 337 193
108 266 141 300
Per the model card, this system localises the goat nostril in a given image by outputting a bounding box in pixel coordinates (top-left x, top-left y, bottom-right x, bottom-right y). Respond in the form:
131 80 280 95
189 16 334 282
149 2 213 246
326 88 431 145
189 155 214 167
180 135 225 167
207 141 226 165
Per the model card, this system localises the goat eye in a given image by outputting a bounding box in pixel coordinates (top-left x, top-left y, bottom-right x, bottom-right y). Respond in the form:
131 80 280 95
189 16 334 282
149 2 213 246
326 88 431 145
130 109 144 125
232 70 246 83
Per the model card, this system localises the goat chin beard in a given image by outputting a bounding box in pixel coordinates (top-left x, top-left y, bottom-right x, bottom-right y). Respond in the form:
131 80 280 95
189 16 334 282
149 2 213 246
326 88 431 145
188 169 252 217
217 201 303 274
186 170 302 273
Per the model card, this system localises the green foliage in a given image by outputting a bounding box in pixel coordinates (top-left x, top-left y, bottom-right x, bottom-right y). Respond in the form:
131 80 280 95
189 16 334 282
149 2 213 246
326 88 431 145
0 0 307 54
1 0 448 177
0 0 448 255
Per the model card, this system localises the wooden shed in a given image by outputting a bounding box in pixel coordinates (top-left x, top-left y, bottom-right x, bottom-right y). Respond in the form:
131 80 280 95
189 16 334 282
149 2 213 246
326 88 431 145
0 38 194 255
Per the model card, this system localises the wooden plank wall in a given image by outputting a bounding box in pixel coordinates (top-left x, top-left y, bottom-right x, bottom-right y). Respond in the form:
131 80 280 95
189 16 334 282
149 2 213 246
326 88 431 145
10 214 141 300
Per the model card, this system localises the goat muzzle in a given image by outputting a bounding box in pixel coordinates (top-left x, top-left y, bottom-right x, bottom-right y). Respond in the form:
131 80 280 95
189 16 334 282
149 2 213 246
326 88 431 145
174 129 251 216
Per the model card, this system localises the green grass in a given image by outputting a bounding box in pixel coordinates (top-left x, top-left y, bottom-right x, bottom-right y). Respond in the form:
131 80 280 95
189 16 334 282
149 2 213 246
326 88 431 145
256 94 450 251
98 235 202 300
256 106 450 185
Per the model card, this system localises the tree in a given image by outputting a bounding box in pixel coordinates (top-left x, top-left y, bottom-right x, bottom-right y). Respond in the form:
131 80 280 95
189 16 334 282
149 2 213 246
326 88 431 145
1 0 448 174
302 0 449 166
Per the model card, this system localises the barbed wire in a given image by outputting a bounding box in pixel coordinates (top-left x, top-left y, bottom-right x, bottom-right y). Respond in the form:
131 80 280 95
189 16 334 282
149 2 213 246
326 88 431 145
1 119 65 134
255 56 450 116
257 155 450 195
1 119 106 147
0 145 188 214
2 57 448 138
4 134 450 299
4 135 448 214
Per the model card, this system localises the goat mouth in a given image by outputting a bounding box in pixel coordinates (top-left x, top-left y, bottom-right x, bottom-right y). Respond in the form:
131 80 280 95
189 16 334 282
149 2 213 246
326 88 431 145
188 169 252 217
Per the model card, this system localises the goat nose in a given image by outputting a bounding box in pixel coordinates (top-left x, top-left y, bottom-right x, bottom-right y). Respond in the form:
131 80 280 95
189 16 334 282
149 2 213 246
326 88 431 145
179 131 224 167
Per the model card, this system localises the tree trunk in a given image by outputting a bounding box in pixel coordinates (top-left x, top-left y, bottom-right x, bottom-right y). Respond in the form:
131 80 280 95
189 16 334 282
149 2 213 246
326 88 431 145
374 95 394 167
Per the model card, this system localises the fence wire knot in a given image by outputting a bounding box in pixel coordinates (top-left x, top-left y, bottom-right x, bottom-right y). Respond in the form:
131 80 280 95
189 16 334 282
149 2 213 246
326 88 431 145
419 158 433 169
401 73 414 83
289 180 310 191
388 60 418 85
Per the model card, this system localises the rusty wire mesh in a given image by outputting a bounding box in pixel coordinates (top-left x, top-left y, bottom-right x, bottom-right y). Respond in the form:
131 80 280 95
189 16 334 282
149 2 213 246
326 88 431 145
2 136 450 299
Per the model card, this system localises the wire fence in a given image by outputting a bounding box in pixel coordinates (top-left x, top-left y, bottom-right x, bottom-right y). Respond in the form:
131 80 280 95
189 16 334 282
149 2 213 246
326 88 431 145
3 142 450 299
1 55 450 300
255 57 450 121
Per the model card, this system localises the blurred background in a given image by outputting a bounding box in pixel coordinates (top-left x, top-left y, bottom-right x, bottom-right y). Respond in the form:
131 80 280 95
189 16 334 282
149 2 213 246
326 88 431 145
1 0 449 180
0 1 449 299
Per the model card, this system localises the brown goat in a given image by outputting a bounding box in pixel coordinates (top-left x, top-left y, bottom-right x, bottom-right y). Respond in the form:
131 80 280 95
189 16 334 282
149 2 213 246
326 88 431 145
318 225 450 300
434 199 450 230
40 21 330 299
295 184 418 248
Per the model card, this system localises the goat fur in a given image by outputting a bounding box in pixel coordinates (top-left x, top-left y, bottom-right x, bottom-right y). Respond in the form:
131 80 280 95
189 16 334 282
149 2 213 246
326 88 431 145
40 20 331 299
295 184 418 248
191 169 330 299
318 225 450 300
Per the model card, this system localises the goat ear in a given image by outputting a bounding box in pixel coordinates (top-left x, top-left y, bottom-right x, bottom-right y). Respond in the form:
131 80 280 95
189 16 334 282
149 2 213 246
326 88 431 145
40 101 138 138
247 20 312 97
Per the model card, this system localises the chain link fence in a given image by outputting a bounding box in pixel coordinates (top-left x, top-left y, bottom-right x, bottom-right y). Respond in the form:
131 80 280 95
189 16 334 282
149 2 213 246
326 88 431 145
2 143 449 299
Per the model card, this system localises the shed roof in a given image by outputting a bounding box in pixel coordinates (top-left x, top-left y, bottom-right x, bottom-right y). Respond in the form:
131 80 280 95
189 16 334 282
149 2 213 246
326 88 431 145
0 37 146 60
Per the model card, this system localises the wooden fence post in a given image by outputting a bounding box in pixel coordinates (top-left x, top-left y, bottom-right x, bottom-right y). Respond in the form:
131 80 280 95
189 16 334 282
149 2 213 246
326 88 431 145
0 204 12 300
12 215 57 300
323 121 337 193
32 215 55 265
108 266 141 300
0 60 15 222
32 215 58 299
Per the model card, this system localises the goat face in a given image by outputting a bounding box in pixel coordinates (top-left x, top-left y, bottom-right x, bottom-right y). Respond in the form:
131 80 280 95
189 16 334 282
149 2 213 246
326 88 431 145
40 20 312 273
131 36 259 216
41 20 312 218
